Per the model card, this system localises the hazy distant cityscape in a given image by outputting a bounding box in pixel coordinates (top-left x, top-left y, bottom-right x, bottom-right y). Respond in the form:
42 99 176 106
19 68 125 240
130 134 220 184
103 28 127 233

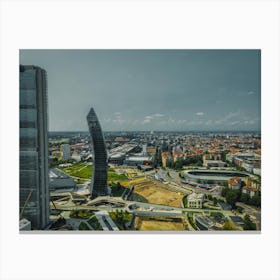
19 50 261 232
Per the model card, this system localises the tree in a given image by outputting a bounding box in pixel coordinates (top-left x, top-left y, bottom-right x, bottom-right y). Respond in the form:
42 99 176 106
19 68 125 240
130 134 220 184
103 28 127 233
211 212 225 222
221 186 229 197
222 181 229 187
116 182 121 191
213 197 218 206
240 193 250 204
223 221 237 230
250 194 261 207
225 189 239 208
174 160 183 170
221 151 228 162
243 214 257 230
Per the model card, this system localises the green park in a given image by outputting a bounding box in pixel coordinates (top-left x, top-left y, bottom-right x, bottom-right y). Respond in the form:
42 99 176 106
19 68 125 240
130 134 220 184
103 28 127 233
58 162 128 184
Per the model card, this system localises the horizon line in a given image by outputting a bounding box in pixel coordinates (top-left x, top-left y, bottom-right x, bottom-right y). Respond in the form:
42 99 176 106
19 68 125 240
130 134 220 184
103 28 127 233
49 130 261 133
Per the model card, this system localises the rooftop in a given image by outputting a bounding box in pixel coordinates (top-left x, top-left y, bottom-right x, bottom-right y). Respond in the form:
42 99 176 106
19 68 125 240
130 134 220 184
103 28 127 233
188 192 204 200
49 168 71 179
228 177 241 186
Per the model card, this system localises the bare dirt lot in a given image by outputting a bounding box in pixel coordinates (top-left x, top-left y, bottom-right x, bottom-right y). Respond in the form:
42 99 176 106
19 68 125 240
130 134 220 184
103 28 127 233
134 217 187 231
122 177 184 207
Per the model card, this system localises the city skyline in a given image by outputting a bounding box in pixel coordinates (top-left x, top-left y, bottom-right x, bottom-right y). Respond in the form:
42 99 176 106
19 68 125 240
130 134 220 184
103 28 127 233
19 63 261 232
19 50 261 132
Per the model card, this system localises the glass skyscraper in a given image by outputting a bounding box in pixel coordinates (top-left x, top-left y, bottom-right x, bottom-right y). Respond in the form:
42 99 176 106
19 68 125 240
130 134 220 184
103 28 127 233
87 107 108 198
19 65 50 230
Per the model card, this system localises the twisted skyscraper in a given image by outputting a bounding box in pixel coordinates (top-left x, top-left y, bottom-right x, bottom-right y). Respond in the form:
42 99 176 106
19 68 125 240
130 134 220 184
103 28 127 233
87 107 108 198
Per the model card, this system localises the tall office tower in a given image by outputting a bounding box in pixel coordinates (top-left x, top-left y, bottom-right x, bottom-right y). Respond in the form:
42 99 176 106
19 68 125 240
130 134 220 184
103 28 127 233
19 65 50 230
61 144 71 161
142 144 147 156
87 107 108 198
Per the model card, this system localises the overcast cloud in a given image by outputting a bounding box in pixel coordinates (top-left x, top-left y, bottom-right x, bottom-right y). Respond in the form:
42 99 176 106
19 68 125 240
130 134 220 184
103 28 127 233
20 49 261 131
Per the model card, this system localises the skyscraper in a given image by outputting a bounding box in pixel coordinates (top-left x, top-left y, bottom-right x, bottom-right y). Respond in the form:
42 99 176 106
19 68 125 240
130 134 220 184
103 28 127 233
87 107 108 198
61 144 71 161
19 65 50 230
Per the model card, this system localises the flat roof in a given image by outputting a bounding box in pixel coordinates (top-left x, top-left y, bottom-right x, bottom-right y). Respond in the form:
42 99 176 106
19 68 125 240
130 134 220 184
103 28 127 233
49 168 70 179
126 156 152 161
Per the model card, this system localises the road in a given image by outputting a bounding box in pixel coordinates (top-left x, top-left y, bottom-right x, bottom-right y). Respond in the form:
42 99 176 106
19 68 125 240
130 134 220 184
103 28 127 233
51 196 234 219
50 176 258 230
236 202 261 230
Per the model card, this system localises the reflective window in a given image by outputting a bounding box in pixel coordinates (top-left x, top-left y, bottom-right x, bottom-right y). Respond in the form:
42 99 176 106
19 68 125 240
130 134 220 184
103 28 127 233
20 171 38 188
20 189 39 207
20 137 37 149
20 109 36 122
20 71 36 89
20 120 36 128
20 128 37 138
20 151 38 170
20 89 36 107
20 125 37 144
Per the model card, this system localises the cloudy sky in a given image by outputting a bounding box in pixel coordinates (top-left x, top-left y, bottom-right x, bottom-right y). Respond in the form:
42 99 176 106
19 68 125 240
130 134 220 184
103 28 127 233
20 49 261 131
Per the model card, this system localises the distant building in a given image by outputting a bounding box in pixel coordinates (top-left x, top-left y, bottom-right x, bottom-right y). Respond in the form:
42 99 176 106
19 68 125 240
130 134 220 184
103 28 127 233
172 152 184 163
228 177 242 190
253 168 261 176
61 144 71 161
203 160 226 168
227 152 261 173
124 156 153 166
241 162 254 173
243 177 261 197
71 152 82 162
161 152 172 168
242 186 259 198
244 177 261 190
202 153 222 166
19 65 50 230
114 137 129 143
108 144 140 164
186 193 204 208
108 153 126 165
142 144 147 155
146 147 157 154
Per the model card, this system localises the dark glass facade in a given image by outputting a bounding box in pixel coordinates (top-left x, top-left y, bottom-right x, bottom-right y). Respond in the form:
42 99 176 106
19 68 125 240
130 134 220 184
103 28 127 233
87 108 108 198
19 65 49 230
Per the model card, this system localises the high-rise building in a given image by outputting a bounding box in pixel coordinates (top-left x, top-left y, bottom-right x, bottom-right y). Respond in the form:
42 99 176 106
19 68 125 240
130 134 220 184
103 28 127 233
19 65 50 230
61 144 70 161
142 144 147 156
87 107 108 198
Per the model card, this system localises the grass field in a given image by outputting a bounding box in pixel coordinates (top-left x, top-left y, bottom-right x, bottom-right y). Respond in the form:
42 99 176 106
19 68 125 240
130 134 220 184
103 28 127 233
109 211 132 230
59 162 128 182
60 162 92 178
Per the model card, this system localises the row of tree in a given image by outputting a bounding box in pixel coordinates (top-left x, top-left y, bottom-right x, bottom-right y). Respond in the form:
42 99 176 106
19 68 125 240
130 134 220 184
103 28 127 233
221 186 261 208
222 214 256 230
243 214 257 230
165 156 203 170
